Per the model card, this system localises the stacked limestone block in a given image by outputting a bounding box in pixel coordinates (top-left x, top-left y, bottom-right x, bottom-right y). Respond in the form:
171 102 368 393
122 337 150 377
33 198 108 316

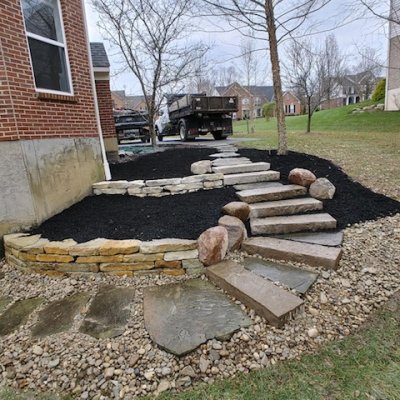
4 234 205 277
93 174 224 197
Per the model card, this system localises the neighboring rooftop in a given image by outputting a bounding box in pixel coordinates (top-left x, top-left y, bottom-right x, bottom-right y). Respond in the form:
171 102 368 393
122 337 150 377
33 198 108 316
90 42 110 69
216 82 275 102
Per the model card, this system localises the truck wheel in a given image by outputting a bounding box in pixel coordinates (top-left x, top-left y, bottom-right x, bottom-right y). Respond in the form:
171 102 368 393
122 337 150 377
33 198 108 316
212 132 227 140
179 121 187 142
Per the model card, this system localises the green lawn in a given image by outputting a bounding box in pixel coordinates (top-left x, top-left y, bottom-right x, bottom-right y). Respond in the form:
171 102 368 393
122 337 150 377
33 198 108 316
233 101 400 200
151 292 400 400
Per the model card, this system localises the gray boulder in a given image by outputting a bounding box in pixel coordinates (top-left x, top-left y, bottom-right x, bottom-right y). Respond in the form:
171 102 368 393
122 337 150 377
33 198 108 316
309 178 336 200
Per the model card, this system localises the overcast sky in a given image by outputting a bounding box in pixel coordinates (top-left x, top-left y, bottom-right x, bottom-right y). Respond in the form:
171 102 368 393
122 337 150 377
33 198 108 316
84 0 389 95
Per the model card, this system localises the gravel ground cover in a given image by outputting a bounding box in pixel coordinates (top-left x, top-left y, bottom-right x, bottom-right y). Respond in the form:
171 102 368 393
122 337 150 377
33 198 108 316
0 214 399 399
110 147 216 181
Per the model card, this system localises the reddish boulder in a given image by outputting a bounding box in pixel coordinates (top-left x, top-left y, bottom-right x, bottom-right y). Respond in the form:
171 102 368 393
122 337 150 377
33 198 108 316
218 215 247 251
222 202 250 222
198 226 229 266
288 168 317 187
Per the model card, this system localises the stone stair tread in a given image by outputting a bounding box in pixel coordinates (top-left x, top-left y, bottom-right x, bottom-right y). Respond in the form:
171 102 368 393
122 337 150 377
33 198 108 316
213 162 270 175
250 197 323 218
237 184 307 203
250 213 337 235
209 152 240 158
206 260 304 327
234 182 283 191
242 237 342 269
224 170 280 186
273 231 344 247
243 257 318 294
212 157 252 166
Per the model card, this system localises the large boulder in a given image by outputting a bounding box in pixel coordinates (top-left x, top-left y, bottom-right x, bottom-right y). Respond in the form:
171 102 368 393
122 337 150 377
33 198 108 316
309 178 336 200
288 168 316 187
218 215 247 251
191 160 212 175
222 201 250 222
198 226 229 266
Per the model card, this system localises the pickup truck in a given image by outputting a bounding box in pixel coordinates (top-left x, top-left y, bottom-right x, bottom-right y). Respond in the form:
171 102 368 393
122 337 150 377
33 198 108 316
114 111 150 143
155 94 238 141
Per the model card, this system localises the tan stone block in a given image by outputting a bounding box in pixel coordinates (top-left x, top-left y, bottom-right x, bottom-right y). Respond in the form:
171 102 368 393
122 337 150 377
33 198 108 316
36 254 75 263
10 248 21 258
19 252 38 262
68 239 108 256
54 263 99 273
99 239 141 255
36 270 66 278
99 262 154 272
122 253 164 262
104 271 135 277
44 239 77 255
21 238 50 254
5 254 26 268
203 180 223 189
164 249 199 261
140 239 197 254
4 234 42 250
161 269 186 276
76 255 124 263
155 260 182 269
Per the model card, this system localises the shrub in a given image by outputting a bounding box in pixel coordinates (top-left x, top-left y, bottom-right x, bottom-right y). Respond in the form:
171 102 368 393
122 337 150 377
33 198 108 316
372 79 386 102
263 102 275 121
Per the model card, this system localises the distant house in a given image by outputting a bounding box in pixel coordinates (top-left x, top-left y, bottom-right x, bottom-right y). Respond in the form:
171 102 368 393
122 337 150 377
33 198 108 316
215 82 274 119
90 43 118 158
386 0 400 111
111 91 148 112
320 71 379 110
283 91 302 115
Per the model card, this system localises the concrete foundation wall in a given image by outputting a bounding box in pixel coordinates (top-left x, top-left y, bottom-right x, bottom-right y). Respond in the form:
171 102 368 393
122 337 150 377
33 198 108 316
0 138 104 250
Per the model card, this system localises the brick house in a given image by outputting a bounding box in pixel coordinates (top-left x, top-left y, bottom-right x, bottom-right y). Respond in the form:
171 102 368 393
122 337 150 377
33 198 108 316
386 0 400 111
283 91 302 115
91 42 118 157
215 82 274 119
0 0 110 248
111 90 148 112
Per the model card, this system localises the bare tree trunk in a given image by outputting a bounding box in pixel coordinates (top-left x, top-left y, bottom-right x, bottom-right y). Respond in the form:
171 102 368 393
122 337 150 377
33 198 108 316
265 0 287 155
307 98 312 132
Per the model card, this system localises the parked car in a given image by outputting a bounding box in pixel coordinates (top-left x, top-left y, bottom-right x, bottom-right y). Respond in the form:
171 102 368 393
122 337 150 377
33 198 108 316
114 110 150 143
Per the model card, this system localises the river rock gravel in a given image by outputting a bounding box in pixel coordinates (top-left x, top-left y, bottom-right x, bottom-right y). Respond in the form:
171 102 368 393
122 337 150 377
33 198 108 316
0 213 399 399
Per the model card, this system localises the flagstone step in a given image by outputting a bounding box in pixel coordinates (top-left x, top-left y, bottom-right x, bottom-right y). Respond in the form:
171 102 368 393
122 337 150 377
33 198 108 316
242 237 342 269
209 152 240 158
234 182 283 191
250 197 323 218
237 184 307 203
212 157 251 166
250 213 337 235
243 257 318 294
79 285 135 339
273 231 344 247
206 260 304 327
224 171 280 186
213 162 270 175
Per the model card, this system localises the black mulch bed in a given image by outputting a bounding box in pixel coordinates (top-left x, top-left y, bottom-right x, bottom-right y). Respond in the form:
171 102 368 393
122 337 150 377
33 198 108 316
239 149 400 229
31 147 400 242
110 147 216 181
31 188 239 242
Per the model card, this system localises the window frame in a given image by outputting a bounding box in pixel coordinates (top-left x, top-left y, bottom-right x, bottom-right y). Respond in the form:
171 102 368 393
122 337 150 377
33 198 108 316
21 0 74 96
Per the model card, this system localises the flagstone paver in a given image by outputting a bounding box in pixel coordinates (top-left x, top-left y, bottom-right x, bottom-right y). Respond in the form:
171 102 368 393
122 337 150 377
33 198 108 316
0 297 12 313
32 292 91 338
243 257 318 294
274 231 344 247
79 285 135 339
143 279 252 356
0 297 44 336
233 182 283 191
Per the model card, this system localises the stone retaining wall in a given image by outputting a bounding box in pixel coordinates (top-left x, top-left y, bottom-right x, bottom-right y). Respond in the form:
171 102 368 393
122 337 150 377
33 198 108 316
92 173 224 197
4 234 205 278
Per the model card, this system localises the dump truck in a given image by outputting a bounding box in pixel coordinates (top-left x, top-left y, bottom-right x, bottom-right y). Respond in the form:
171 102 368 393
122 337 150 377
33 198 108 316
155 93 238 141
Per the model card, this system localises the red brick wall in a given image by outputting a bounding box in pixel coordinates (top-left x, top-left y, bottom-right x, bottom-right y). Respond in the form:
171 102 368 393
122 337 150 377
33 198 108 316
95 80 116 139
0 0 98 142
283 92 302 115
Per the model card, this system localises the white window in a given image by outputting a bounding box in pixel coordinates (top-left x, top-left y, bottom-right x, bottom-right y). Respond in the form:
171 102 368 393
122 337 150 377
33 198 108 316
242 97 249 105
21 0 72 95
